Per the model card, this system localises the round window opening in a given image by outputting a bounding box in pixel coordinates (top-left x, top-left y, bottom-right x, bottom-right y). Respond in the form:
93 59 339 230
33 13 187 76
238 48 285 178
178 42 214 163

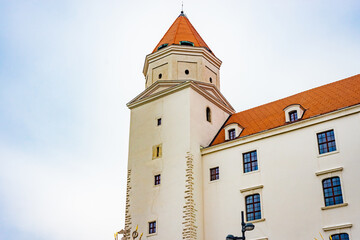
158 73 162 79
209 77 213 83
185 69 189 75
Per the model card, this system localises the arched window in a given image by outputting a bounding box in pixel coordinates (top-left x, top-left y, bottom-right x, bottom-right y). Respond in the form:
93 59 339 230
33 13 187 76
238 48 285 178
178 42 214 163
206 107 211 122
330 233 349 240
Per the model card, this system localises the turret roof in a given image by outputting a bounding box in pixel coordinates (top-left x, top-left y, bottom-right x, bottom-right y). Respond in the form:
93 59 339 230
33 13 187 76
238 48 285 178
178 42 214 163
152 12 213 55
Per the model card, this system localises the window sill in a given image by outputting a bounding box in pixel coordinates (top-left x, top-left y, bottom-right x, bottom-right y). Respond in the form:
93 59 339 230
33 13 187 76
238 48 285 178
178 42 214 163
243 169 260 176
321 202 348 210
147 233 157 237
209 179 220 184
317 150 339 158
248 218 265 224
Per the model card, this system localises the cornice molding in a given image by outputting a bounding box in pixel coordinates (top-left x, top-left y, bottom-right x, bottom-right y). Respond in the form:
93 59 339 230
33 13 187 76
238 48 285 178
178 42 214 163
202 104 360 155
127 80 235 114
315 167 343 176
143 45 222 76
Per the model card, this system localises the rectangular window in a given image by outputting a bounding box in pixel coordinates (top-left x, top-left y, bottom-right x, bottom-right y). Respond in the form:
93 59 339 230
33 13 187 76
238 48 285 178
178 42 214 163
289 110 298 122
154 174 161 185
323 177 343 206
157 118 162 126
246 194 261 221
210 167 219 181
149 221 156 234
331 233 349 240
152 144 162 159
243 150 258 173
228 129 236 140
317 130 336 154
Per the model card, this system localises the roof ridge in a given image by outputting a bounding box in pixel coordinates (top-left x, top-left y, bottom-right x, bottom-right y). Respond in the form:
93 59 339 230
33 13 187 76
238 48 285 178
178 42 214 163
236 74 360 114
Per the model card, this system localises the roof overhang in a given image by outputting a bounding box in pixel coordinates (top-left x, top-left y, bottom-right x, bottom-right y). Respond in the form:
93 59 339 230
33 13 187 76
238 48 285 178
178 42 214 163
127 80 234 114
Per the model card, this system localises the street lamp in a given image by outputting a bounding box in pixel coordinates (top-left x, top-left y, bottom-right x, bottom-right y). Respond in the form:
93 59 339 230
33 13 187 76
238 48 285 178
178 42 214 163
226 211 255 240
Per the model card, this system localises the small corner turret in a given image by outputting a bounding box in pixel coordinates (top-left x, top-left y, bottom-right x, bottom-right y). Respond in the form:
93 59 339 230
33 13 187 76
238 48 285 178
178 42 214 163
143 12 222 90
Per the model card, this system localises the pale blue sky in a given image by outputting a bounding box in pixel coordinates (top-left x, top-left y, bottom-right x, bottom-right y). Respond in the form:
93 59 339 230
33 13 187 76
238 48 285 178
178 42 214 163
0 1 359 239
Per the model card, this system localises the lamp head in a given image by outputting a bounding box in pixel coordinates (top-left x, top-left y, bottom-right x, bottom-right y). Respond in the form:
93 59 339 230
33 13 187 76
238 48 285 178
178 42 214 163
244 223 255 231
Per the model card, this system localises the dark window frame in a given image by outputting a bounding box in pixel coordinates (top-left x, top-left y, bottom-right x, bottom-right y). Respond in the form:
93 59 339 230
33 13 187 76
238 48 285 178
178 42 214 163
210 167 219 181
149 221 156 234
245 194 261 221
243 150 258 173
317 130 337 154
322 176 343 207
228 129 236 140
330 233 349 240
289 110 298 122
154 174 161 185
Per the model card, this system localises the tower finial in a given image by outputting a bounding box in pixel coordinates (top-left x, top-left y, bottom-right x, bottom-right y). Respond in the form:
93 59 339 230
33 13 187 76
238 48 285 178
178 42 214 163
181 1 184 14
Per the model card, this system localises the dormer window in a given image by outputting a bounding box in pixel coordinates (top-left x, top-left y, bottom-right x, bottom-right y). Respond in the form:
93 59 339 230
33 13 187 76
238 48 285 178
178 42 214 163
157 43 168 50
224 123 243 141
289 110 298 122
283 104 305 123
228 129 236 140
180 41 194 46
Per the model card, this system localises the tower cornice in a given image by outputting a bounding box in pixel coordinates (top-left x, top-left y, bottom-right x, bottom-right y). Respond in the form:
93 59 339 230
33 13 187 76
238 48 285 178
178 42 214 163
143 45 222 77
127 80 234 114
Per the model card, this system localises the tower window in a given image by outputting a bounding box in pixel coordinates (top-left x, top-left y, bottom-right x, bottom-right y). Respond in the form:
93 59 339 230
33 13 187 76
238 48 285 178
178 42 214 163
331 233 349 240
157 118 162 126
323 176 343 206
185 69 189 75
206 107 211 122
317 130 336 154
243 150 258 173
158 73 162 79
289 110 298 122
154 174 161 185
209 77 213 83
246 194 261 221
210 167 219 181
157 43 168 50
149 221 156 234
152 144 162 159
179 41 194 46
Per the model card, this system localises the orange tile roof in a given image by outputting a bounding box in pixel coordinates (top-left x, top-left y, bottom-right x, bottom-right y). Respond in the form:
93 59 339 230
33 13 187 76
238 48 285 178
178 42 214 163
210 74 360 146
152 12 213 54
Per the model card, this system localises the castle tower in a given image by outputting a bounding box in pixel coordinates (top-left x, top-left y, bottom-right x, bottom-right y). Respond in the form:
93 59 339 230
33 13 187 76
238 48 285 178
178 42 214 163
124 12 235 240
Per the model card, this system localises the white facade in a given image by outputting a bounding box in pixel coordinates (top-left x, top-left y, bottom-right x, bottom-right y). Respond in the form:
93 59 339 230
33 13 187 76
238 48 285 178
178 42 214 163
123 13 360 240
202 105 360 240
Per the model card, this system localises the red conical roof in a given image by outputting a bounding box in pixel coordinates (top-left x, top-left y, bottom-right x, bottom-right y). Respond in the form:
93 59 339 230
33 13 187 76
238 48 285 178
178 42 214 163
152 12 213 54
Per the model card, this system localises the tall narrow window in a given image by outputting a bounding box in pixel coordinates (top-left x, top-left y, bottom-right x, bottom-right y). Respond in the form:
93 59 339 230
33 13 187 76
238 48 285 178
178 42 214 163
289 110 298 122
154 174 161 185
149 221 156 234
246 194 261 221
152 144 162 159
210 167 219 181
228 129 236 140
331 233 349 240
317 130 336 154
323 177 343 206
157 118 162 126
243 151 258 173
206 107 211 122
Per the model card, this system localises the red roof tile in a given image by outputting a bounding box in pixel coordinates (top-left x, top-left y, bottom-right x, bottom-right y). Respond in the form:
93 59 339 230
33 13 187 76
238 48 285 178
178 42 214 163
152 12 213 54
211 74 360 146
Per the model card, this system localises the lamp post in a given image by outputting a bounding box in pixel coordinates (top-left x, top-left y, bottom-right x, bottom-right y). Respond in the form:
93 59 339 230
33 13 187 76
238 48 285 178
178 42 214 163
226 211 255 240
